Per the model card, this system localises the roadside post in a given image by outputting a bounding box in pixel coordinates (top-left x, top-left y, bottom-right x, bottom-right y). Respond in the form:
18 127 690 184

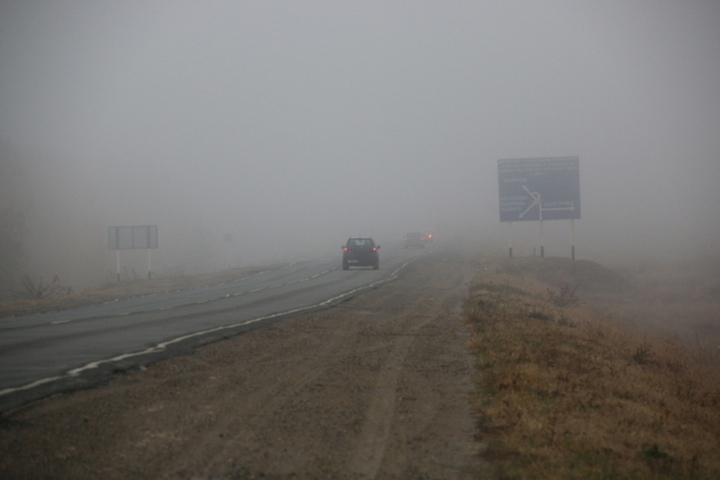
507 222 513 258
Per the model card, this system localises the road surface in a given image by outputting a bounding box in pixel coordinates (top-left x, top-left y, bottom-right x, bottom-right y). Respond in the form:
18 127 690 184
1 244 420 412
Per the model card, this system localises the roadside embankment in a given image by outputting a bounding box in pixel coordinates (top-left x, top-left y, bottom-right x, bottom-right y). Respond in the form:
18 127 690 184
466 256 720 479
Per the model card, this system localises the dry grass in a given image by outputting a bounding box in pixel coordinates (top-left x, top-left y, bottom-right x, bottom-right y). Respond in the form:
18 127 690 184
466 257 720 479
0 266 267 319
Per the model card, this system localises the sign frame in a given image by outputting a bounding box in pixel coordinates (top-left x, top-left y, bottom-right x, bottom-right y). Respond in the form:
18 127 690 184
498 157 580 222
108 225 158 250
108 225 158 281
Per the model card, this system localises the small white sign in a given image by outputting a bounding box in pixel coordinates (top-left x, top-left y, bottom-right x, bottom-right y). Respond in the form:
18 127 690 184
108 225 158 250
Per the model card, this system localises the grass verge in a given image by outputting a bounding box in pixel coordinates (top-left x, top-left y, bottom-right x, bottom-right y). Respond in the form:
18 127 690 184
466 258 720 479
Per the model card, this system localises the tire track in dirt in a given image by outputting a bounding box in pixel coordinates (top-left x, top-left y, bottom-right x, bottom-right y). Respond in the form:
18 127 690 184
348 311 435 478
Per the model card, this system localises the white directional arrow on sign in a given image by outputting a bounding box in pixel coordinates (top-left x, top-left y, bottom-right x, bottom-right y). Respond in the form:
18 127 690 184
519 185 576 220
519 185 541 219
543 206 576 211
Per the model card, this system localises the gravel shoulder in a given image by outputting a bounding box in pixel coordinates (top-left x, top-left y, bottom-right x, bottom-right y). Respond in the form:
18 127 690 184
0 254 490 479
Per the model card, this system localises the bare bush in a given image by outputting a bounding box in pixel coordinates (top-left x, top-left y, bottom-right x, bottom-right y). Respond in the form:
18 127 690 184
546 282 580 307
13 275 73 300
632 342 653 364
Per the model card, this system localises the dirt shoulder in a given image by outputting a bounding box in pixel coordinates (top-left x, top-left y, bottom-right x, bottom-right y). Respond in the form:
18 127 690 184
0 254 492 479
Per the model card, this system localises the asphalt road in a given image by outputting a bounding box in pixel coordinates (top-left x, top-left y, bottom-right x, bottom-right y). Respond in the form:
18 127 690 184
0 243 430 412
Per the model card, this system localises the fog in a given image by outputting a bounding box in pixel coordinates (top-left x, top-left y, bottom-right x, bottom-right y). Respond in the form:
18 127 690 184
1 1 719 294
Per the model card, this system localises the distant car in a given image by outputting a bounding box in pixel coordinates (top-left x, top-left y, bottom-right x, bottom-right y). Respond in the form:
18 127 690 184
342 237 380 270
423 233 434 243
404 232 425 248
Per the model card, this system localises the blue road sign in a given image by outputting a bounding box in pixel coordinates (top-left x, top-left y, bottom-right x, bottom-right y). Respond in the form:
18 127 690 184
498 157 580 222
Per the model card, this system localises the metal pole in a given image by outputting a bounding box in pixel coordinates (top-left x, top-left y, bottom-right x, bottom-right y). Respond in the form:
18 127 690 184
508 222 513 258
571 219 576 261
540 220 545 258
147 249 152 279
116 250 121 283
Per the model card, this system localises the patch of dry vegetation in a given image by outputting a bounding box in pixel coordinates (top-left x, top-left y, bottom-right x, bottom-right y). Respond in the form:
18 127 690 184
0 266 267 319
466 257 720 479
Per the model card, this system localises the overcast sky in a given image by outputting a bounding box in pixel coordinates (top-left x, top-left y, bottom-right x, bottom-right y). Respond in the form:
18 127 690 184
1 1 719 285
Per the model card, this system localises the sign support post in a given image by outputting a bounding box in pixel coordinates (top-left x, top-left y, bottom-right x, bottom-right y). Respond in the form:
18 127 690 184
507 222 513 258
147 250 152 279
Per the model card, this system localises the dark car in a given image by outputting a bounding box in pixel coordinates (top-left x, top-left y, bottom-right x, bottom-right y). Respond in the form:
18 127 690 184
342 237 380 270
404 232 425 248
